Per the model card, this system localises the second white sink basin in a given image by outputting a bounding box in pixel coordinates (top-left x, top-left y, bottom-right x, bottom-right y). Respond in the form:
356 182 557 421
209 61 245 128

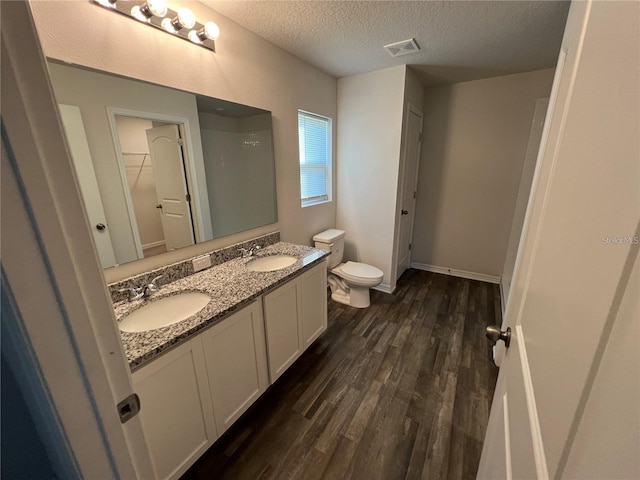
119 292 211 333
246 255 297 272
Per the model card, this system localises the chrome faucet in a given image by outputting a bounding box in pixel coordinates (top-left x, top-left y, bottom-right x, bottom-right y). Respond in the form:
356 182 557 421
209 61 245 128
119 286 144 302
141 275 163 297
119 275 163 302
239 244 261 258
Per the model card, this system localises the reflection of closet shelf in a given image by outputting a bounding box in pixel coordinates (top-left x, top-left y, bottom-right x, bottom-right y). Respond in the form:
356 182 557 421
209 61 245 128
122 152 151 179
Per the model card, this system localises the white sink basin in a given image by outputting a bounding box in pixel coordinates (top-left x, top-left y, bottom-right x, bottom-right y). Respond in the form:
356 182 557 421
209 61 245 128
119 292 211 333
246 255 297 272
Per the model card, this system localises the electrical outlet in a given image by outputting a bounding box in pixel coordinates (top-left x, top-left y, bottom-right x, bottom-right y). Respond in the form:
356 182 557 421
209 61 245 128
192 255 211 272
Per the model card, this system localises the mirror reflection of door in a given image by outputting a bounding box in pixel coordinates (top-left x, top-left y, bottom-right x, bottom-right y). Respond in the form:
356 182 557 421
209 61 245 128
58 104 118 268
115 116 196 258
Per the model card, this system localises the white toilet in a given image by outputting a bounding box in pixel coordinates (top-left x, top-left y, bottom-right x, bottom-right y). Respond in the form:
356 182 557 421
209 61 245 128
313 229 383 308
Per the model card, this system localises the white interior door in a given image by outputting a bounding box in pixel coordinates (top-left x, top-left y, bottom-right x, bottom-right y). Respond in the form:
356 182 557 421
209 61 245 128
146 124 195 250
396 105 423 279
478 1 639 478
58 104 117 268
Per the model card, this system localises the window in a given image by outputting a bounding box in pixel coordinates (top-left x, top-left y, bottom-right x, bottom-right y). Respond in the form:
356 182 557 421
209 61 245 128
298 110 332 207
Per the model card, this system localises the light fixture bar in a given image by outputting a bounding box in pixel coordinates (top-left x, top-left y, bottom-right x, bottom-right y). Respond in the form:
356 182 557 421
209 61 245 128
92 0 218 52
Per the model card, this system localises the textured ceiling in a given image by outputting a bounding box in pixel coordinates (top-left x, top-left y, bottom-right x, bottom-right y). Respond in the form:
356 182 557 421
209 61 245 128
200 0 570 86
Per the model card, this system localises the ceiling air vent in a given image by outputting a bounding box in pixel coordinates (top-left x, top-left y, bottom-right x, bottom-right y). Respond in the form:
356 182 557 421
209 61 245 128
384 38 420 58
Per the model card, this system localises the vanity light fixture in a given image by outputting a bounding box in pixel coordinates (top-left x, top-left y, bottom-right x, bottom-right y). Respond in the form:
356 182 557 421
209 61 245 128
92 0 219 52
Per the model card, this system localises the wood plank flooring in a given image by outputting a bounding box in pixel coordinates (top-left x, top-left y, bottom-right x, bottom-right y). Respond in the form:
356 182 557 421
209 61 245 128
182 269 500 480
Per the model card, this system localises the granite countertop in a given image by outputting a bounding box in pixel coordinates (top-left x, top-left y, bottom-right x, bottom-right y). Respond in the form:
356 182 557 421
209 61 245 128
115 242 329 370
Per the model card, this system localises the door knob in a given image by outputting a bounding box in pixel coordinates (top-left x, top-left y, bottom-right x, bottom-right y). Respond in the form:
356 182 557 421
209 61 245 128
155 204 163 209
401 210 409 215
96 223 106 231
486 326 511 348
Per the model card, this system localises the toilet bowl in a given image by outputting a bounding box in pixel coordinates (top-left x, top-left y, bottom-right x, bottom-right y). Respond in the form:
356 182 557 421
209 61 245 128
313 229 383 308
329 261 384 308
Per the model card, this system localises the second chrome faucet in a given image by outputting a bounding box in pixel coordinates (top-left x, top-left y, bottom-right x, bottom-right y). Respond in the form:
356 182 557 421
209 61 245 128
119 275 163 302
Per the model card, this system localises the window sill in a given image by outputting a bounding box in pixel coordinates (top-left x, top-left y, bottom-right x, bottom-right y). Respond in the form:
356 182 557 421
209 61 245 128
301 198 331 208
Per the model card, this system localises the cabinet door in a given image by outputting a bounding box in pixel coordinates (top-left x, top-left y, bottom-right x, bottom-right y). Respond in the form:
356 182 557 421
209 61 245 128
300 260 328 349
201 301 269 436
263 279 302 382
132 338 216 480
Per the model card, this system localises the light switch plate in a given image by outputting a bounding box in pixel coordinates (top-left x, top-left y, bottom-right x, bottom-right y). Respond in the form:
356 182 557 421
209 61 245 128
192 255 211 272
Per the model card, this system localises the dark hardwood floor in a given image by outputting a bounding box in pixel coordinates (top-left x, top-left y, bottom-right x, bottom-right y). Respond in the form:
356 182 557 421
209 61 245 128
182 269 500 480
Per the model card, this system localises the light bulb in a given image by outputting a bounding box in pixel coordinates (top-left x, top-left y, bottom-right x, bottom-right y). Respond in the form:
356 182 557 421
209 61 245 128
94 0 117 8
161 17 176 32
177 8 196 29
203 22 220 40
131 5 148 22
132 0 167 22
162 7 197 32
189 21 220 44
146 0 167 17
188 30 202 44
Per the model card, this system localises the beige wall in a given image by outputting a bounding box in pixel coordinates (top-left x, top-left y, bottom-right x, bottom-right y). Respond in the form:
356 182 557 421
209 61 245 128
30 0 337 282
336 66 406 291
411 69 555 278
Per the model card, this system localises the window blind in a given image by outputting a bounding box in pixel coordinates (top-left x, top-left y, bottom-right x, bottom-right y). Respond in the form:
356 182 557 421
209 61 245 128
298 111 331 205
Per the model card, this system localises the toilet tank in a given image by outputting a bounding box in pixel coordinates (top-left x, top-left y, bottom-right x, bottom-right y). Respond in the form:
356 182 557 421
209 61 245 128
313 229 345 269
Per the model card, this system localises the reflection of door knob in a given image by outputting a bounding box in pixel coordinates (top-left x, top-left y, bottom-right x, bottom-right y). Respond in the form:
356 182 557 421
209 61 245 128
401 210 409 215
486 326 511 348
156 204 163 209
96 223 106 231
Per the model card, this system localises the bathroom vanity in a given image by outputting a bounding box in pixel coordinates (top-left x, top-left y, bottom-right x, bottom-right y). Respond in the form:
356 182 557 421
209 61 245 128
112 241 328 480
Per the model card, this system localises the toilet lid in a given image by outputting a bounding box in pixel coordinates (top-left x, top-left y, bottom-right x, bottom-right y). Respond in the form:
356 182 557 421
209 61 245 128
340 261 383 279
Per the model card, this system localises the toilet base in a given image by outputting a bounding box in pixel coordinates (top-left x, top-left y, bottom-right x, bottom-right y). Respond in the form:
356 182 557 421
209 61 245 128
330 285 371 308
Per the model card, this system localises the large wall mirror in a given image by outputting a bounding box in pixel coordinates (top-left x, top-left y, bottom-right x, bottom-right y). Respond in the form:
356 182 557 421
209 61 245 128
47 61 278 269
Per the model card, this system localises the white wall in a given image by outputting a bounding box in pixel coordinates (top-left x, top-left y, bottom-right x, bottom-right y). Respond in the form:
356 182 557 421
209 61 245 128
336 66 406 291
30 0 337 282
411 69 555 279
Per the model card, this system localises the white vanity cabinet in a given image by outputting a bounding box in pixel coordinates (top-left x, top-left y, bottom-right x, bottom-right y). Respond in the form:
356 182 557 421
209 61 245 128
263 260 327 382
200 301 269 436
299 260 328 349
132 259 328 479
132 338 217 480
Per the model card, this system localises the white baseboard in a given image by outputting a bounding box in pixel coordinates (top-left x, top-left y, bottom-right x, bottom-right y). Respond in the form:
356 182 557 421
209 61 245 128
372 282 395 294
410 262 501 285
142 240 165 249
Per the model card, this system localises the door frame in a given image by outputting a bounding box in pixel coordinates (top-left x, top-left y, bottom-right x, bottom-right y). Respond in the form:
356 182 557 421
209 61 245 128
1 2 154 477
107 107 205 258
393 102 424 284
